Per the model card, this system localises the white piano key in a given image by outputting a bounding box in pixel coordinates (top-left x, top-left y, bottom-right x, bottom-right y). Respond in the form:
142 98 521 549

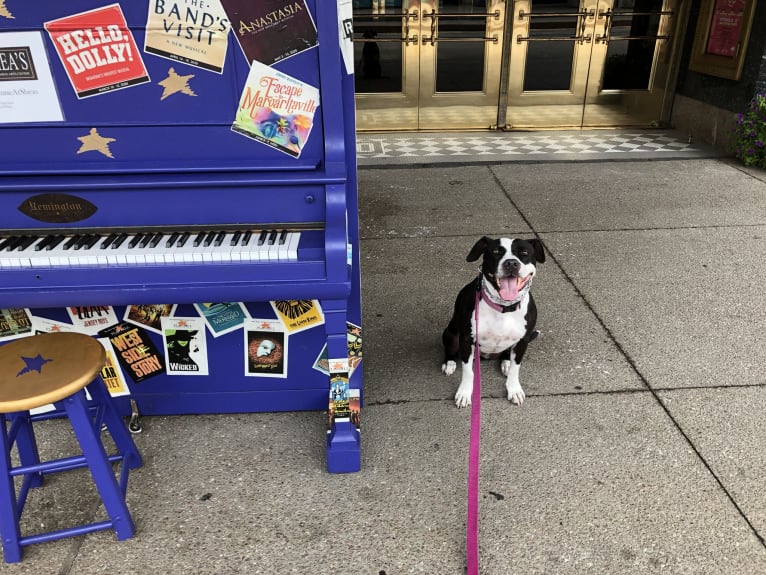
107 234 140 267
143 234 172 265
211 232 236 263
286 232 301 260
255 230 271 261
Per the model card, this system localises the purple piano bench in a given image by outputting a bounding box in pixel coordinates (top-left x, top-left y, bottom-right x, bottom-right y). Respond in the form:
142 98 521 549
0 332 142 563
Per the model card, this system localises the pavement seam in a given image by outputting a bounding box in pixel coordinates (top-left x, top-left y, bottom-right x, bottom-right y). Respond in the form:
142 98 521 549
357 154 720 170
485 163 766 550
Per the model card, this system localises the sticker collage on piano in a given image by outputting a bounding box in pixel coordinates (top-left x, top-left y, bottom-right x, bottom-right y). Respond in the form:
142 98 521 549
0 0 354 157
0 302 362 396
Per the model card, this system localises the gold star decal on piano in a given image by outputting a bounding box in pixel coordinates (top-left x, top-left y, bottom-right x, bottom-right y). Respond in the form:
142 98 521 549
158 68 197 101
0 1 14 19
76 128 116 158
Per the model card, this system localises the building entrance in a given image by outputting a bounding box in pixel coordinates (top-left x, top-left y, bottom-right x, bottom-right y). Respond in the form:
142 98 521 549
353 0 680 131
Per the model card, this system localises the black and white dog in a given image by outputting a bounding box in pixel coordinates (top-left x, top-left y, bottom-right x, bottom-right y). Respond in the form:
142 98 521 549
442 237 545 408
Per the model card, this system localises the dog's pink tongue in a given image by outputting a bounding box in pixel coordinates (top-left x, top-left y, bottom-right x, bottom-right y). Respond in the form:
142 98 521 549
499 277 518 301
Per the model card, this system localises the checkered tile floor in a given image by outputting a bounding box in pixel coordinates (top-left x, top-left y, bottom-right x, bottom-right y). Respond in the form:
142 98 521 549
356 130 718 165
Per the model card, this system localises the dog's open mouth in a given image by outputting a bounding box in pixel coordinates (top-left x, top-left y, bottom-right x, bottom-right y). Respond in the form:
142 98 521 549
498 274 531 301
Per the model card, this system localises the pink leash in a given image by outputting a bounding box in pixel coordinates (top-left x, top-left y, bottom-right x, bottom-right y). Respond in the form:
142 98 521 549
466 282 482 574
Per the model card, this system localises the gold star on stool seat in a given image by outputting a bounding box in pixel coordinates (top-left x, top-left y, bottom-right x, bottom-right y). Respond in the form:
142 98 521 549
76 128 116 158
158 67 197 100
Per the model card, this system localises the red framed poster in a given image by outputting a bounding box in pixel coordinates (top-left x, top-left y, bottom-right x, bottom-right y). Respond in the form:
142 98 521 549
705 0 746 57
689 0 757 80
44 3 150 99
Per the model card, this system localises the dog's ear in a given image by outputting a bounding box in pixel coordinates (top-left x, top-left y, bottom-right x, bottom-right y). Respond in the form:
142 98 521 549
529 238 546 263
466 236 490 262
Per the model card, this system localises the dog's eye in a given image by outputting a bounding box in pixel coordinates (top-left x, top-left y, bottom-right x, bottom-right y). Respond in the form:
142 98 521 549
520 250 529 257
492 248 500 255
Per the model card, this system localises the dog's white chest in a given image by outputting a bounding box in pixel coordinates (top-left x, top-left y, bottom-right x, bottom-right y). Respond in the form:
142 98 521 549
475 298 528 354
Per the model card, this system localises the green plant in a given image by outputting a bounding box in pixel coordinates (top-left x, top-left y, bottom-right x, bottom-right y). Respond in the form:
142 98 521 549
734 93 766 168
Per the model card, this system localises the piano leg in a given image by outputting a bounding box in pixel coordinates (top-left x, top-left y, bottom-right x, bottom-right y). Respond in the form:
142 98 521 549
322 298 361 473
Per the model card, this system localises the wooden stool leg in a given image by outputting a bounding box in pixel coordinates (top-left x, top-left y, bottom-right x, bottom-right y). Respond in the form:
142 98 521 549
62 391 135 541
8 414 43 489
86 379 142 472
0 414 22 563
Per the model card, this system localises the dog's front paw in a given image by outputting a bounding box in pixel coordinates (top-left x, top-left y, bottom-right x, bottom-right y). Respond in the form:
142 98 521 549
506 381 525 406
442 360 456 376
454 381 472 408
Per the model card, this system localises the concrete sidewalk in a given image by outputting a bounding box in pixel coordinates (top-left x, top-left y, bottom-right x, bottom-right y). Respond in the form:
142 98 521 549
3 150 766 574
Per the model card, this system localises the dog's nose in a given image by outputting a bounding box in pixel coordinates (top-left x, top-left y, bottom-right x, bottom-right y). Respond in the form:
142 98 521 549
503 259 521 274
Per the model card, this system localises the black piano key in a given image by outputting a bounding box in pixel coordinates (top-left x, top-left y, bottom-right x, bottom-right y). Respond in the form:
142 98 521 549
100 234 116 249
241 231 253 246
5 237 24 251
166 232 179 248
139 234 153 248
278 230 288 245
214 231 226 247
73 235 92 250
193 231 206 247
203 231 216 247
128 234 144 249
18 236 39 251
83 235 100 249
230 231 241 246
63 235 80 250
35 236 53 251
257 230 267 246
176 232 190 248
268 231 278 245
149 232 163 248
0 237 13 250
46 235 65 250
111 233 128 249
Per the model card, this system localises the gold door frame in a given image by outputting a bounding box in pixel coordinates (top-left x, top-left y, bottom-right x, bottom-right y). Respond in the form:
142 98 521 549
354 1 506 132
353 0 684 131
506 0 680 130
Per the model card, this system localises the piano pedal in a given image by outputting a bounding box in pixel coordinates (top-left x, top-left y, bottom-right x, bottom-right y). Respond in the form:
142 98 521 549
128 399 143 434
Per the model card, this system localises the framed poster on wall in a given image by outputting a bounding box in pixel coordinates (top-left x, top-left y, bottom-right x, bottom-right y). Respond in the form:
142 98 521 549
689 0 758 80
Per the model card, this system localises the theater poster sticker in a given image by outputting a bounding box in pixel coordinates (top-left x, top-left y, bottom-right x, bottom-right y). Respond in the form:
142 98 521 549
44 4 150 99
161 317 209 376
0 308 33 342
244 318 287 378
231 60 319 158
193 302 248 337
0 31 64 123
66 306 119 335
270 299 324 334
31 316 74 334
97 337 130 397
312 321 362 377
124 304 178 335
220 0 317 66
144 0 231 73
99 322 165 383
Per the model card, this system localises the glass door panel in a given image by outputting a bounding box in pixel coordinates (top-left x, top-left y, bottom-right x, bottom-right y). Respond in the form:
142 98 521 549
353 1 418 130
582 0 676 127
507 0 677 129
353 0 505 131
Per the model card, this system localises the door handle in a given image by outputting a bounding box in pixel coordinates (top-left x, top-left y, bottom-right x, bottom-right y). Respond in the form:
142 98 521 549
595 8 673 44
516 9 594 44
518 9 594 20
421 10 501 46
352 11 419 45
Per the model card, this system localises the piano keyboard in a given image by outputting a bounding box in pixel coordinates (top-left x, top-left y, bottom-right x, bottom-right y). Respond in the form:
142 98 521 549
0 229 302 269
